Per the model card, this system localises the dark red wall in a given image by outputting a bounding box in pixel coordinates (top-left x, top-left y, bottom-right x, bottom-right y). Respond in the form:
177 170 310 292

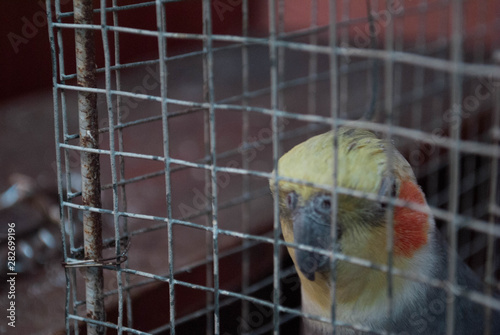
1 0 250 101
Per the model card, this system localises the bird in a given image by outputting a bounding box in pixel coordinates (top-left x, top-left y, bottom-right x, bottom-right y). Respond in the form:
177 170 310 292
270 126 499 334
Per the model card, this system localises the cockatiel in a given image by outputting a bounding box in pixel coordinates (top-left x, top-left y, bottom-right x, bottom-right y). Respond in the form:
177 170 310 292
270 127 499 334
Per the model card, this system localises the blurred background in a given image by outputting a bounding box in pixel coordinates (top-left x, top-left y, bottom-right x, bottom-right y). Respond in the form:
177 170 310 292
0 1 499 334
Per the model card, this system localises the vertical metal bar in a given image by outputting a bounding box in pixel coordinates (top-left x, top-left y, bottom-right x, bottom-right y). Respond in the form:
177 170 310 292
328 0 339 335
155 1 176 333
202 1 219 333
339 0 349 120
46 1 72 334
55 0 80 331
392 2 403 126
365 0 378 122
383 0 394 123
446 1 464 334
111 0 134 329
383 0 395 330
484 50 500 335
268 0 281 333
240 0 251 333
427 0 447 204
277 0 285 111
74 0 105 334
276 0 286 330
411 1 427 178
203 20 214 335
204 118 215 334
307 0 319 119
460 0 483 244
473 1 488 63
99 1 124 334
328 0 339 333
365 0 380 122
461 0 489 256
201 0 215 332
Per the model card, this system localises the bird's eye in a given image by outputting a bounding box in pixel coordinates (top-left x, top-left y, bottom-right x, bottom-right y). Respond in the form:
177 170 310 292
286 191 298 210
314 195 332 214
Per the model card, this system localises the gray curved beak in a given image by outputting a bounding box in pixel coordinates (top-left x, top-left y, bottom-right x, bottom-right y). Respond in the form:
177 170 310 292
293 208 333 281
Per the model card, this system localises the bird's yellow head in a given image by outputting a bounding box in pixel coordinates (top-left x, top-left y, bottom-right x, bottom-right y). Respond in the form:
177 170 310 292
270 127 431 306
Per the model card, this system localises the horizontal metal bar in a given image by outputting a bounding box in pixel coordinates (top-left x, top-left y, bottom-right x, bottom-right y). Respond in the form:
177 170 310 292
58 0 181 18
51 22 500 78
67 314 151 335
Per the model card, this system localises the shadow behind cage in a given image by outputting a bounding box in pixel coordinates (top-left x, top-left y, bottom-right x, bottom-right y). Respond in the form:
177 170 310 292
47 0 500 334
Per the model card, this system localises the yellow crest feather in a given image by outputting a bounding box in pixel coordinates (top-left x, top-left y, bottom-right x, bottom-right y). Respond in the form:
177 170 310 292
273 127 414 199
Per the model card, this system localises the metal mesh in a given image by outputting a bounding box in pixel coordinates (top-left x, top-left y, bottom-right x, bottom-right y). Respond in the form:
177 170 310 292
46 0 500 334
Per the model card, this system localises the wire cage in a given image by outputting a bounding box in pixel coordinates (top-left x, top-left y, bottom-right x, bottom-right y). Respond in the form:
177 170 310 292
46 0 500 334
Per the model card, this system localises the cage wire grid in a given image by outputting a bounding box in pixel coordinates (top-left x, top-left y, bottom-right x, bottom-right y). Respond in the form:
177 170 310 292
46 0 500 334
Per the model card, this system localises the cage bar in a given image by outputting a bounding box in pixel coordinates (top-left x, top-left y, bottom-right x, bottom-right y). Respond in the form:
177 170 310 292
73 0 106 334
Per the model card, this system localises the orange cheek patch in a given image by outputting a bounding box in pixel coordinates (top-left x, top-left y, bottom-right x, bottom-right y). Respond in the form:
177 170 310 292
393 180 430 257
